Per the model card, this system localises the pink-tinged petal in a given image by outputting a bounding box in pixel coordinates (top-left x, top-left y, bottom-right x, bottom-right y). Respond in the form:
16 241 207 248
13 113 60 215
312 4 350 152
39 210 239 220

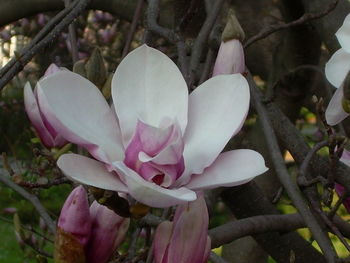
112 45 188 146
325 49 350 88
154 221 173 263
336 14 350 53
113 162 197 208
87 201 130 263
166 195 209 263
213 39 245 76
325 85 349 125
340 149 350 166
24 82 56 147
201 237 212 263
58 154 128 192
37 71 124 163
44 63 60 76
58 186 91 246
186 149 268 190
182 74 250 182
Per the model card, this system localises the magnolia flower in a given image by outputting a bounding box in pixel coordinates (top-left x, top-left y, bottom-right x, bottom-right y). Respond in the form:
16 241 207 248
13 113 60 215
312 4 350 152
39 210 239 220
37 45 267 208
325 14 350 125
153 195 211 263
56 186 129 263
213 39 245 76
24 63 68 148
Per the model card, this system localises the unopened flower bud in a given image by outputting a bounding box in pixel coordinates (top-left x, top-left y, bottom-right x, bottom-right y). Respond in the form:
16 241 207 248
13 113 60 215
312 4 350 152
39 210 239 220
153 195 211 263
85 48 107 88
55 186 91 263
221 9 245 42
213 10 245 76
73 60 87 78
86 201 130 263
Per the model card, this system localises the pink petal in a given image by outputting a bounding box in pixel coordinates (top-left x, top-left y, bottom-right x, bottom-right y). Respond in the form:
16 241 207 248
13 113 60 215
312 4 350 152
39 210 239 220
325 85 349 125
166 195 209 263
112 45 188 146
57 154 128 192
186 149 268 190
24 82 56 147
87 201 130 263
153 221 173 263
58 186 91 246
181 74 250 184
336 14 350 53
113 162 197 208
213 39 245 76
37 71 124 163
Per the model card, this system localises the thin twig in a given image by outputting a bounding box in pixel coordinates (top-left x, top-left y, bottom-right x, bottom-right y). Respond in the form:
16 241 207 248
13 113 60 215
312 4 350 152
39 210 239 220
189 0 224 87
0 0 90 90
64 0 79 63
198 48 215 84
146 0 189 82
0 173 56 234
122 0 144 58
244 0 339 48
0 0 79 79
247 71 337 262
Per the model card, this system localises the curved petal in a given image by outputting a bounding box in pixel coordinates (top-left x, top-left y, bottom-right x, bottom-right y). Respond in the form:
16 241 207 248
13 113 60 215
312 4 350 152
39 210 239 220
182 74 250 181
112 45 188 146
24 82 55 147
167 195 209 263
57 154 128 192
113 162 196 208
340 149 350 166
186 149 268 190
336 14 350 53
37 71 124 163
153 221 173 263
325 48 350 88
325 85 349 125
213 39 245 76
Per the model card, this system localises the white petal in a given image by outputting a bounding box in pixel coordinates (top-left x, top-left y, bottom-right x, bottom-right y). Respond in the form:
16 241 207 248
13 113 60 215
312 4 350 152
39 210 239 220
325 85 349 125
336 14 350 53
186 149 268 190
325 48 350 88
113 162 196 208
112 45 188 146
37 71 124 163
58 154 128 192
182 74 250 178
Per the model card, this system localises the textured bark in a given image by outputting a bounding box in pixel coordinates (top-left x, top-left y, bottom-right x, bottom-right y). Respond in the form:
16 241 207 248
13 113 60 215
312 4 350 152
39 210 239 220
221 182 327 263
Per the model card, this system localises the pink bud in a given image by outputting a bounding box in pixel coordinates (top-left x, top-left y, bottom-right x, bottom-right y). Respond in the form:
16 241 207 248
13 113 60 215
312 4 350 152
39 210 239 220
24 64 68 148
86 201 130 263
212 39 245 76
58 186 91 246
153 195 211 263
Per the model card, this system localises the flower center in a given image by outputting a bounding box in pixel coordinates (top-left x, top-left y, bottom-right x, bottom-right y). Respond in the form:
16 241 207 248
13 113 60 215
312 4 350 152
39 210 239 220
152 174 165 185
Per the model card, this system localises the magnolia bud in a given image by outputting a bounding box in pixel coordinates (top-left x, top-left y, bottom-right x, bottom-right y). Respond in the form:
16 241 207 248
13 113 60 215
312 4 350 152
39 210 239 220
86 201 130 263
73 60 87 78
153 195 211 263
221 9 245 42
85 48 107 88
57 186 91 246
